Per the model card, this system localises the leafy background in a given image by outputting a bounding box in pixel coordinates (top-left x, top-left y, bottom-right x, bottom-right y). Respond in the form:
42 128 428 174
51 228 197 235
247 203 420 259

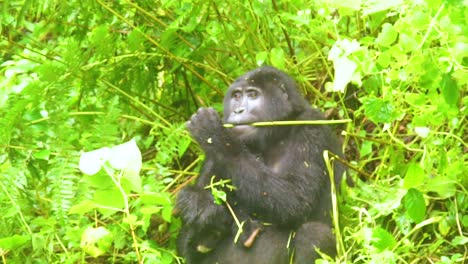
0 0 466 263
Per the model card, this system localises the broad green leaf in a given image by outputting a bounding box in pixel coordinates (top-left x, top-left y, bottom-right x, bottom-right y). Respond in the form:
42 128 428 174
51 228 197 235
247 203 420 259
376 23 398 47
404 188 426 223
372 227 396 251
270 48 285 70
162 205 173 223
403 162 425 189
93 189 125 215
440 72 459 108
362 0 404 15
256 51 268 66
33 149 51 160
360 140 373 157
426 176 457 198
140 193 172 205
452 236 468 246
0 235 30 250
398 33 418 53
69 200 97 215
128 29 146 52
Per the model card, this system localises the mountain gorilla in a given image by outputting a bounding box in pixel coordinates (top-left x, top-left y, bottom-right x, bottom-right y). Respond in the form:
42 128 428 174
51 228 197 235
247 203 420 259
176 66 345 264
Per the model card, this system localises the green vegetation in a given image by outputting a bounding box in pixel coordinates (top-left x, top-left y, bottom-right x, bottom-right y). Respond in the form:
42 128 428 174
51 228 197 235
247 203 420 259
0 0 466 263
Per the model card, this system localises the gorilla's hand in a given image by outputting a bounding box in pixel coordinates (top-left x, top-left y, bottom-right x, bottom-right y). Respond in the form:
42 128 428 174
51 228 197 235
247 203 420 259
186 107 242 156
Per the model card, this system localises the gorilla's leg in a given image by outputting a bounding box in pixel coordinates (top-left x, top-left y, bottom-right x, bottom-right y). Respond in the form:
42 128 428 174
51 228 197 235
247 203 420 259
293 222 336 264
201 226 290 264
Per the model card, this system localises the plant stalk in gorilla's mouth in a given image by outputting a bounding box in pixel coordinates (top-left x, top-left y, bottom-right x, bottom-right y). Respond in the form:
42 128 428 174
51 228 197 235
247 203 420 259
223 119 351 128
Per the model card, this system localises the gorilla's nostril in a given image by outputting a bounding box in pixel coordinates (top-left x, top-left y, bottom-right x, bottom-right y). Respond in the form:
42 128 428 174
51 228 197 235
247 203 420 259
234 107 245 114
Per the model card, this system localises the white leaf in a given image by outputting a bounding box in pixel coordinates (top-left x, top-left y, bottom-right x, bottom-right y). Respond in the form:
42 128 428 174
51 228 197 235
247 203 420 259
79 147 111 175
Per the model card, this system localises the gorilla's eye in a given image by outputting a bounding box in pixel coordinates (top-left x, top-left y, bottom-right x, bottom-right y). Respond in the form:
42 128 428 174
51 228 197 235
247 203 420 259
246 90 258 99
232 91 242 100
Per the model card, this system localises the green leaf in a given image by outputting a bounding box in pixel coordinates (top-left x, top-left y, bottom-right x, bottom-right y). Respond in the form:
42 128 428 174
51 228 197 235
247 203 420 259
69 200 97 215
403 162 425 189
140 193 172 205
372 227 396 251
256 51 268 66
93 189 125 215
361 97 398 123
162 205 173 223
426 175 457 198
270 48 285 69
404 188 426 223
359 140 373 157
123 214 138 225
398 33 418 53
0 235 30 250
376 23 398 47
33 149 51 160
80 226 113 258
452 236 468 246
440 72 460 108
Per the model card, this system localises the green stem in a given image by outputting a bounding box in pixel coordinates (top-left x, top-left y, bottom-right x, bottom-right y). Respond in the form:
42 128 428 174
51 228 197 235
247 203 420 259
223 119 351 127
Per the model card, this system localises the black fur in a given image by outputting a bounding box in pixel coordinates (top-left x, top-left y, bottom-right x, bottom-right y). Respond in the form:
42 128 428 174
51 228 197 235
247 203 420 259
176 67 345 263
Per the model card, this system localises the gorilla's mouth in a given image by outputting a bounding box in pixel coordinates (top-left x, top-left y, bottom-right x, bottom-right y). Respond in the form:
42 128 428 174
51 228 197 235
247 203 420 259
230 124 256 138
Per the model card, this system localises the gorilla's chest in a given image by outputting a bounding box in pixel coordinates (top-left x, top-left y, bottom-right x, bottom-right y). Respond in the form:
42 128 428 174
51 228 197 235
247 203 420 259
258 141 293 174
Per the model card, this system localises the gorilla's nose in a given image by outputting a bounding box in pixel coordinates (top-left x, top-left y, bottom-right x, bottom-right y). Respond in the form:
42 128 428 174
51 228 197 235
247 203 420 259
234 107 246 114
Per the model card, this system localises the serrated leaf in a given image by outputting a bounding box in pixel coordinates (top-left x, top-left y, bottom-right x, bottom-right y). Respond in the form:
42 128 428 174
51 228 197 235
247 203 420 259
403 162 425 189
372 227 396 251
362 97 398 123
404 188 426 223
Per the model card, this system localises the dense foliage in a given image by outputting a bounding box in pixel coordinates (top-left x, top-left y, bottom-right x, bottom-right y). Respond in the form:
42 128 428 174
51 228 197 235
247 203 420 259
0 0 466 263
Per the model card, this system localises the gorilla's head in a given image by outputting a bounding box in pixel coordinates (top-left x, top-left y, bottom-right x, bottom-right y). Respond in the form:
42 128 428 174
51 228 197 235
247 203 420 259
223 66 308 145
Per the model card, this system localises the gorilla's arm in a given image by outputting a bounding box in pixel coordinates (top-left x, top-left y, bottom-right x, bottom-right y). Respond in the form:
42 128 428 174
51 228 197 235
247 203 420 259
176 158 232 228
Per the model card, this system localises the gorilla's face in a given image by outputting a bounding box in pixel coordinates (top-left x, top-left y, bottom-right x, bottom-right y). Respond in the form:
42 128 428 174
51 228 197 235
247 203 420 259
224 85 265 140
